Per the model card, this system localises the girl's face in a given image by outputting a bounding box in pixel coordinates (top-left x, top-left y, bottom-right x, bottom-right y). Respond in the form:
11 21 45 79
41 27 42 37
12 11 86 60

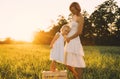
62 27 70 35
70 7 78 15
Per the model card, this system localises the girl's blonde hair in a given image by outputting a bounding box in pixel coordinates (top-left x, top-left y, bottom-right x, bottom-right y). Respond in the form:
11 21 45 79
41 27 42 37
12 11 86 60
60 24 70 32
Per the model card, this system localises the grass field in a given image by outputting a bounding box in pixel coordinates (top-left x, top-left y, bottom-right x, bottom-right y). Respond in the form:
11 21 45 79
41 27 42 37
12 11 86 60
0 44 120 79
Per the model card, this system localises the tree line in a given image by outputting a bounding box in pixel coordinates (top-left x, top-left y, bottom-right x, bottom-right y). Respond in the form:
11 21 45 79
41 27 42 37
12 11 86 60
1 0 120 45
33 0 120 46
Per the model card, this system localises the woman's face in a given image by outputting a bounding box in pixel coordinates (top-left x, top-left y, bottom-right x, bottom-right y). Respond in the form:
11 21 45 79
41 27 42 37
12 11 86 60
70 7 78 15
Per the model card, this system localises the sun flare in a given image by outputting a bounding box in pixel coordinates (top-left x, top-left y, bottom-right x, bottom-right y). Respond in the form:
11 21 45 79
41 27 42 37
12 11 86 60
0 29 34 42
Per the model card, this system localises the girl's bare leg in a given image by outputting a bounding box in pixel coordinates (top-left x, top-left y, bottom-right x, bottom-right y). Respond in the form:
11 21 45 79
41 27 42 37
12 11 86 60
50 60 56 72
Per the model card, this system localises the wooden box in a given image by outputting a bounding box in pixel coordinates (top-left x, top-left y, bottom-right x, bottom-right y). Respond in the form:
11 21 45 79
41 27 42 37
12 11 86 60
42 70 67 79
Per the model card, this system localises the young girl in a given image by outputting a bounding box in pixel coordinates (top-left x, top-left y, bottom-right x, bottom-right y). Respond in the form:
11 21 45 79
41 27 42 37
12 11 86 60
50 24 71 72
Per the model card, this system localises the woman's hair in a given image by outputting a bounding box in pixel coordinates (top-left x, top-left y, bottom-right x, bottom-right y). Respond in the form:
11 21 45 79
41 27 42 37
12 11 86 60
69 2 81 14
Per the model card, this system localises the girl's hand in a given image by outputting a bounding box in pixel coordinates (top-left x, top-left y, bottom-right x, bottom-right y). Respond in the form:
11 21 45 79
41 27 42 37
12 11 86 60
50 44 53 48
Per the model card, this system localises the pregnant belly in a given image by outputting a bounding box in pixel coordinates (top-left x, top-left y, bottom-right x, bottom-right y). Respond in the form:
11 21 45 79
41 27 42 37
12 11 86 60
67 30 76 37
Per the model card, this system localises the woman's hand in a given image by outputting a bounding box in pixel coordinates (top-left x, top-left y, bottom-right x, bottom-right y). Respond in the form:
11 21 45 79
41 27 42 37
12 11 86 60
65 37 71 43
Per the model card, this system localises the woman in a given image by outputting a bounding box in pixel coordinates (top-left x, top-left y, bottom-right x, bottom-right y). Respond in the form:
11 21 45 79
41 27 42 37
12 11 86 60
64 2 86 79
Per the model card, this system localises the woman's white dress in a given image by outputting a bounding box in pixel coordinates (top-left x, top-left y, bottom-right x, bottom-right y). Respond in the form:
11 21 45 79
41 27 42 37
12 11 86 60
64 20 86 68
50 32 64 64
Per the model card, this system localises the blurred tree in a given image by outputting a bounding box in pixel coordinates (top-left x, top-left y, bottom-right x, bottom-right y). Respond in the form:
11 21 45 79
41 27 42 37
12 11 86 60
115 8 120 40
33 30 52 44
89 0 120 45
81 11 95 45
4 37 13 44
33 15 68 44
49 15 68 35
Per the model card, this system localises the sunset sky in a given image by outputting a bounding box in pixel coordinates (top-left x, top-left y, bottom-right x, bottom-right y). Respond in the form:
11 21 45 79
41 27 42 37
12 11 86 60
0 0 120 42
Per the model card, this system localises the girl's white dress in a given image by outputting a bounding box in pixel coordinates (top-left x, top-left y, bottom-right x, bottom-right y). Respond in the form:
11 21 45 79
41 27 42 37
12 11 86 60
50 32 64 64
64 20 86 67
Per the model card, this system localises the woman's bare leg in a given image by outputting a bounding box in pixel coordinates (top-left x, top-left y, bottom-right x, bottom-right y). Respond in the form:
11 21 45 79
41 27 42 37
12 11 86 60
66 65 78 79
75 68 83 79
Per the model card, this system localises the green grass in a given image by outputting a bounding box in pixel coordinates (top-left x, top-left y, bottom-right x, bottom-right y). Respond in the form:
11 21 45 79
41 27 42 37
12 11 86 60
0 44 120 79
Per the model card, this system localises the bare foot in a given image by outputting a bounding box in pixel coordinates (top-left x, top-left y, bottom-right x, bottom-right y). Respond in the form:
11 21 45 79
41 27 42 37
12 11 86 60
50 65 56 72
50 68 56 72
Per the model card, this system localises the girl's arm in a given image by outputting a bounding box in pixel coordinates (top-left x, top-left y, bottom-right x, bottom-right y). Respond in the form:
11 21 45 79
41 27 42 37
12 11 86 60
50 32 60 48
